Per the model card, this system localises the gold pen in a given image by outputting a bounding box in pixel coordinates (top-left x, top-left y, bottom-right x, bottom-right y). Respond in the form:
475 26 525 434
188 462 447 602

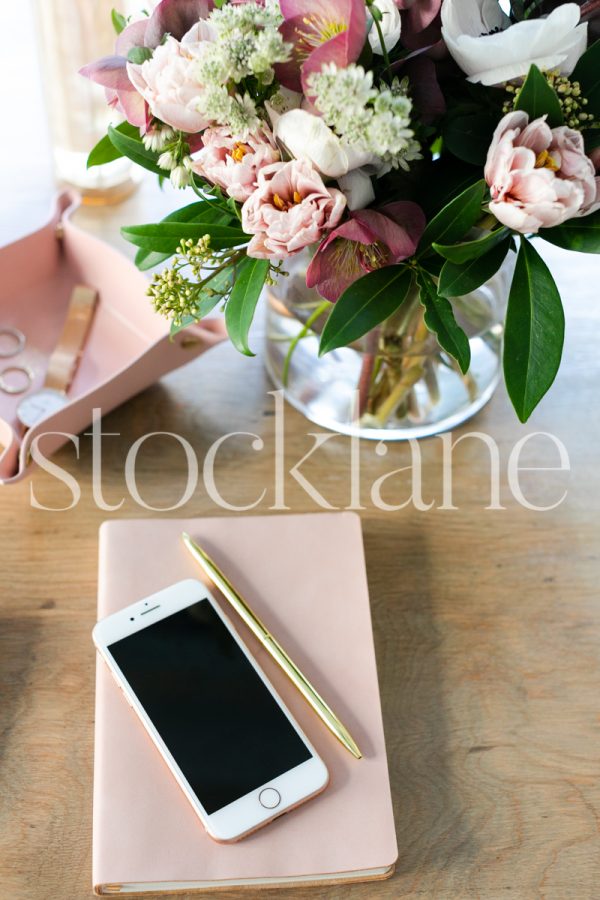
181 532 362 760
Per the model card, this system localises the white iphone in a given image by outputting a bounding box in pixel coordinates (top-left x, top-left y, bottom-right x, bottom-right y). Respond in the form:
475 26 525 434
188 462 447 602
92 579 329 842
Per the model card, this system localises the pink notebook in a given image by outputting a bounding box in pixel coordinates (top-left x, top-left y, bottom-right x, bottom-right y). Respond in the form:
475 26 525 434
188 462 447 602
93 513 398 895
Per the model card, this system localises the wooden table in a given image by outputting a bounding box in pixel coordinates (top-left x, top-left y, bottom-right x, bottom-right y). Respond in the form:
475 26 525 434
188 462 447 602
1 179 600 900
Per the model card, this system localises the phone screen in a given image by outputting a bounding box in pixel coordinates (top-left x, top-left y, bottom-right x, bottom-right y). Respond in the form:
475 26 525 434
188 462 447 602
107 599 312 814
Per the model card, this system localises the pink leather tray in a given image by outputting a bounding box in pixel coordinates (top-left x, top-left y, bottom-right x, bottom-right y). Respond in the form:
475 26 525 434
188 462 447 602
0 191 225 485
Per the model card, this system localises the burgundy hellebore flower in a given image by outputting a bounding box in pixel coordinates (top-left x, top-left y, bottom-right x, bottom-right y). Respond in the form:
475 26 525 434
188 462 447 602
306 202 426 302
391 0 446 122
276 0 367 95
398 0 443 51
79 0 213 128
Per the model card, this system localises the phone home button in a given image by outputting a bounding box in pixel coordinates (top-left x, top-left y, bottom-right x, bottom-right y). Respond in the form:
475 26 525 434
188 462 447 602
258 788 281 809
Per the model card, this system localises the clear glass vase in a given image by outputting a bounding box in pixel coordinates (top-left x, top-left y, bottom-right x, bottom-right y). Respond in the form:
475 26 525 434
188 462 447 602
265 252 512 440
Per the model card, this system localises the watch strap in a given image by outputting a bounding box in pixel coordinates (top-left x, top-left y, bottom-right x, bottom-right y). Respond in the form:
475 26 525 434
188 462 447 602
44 284 98 393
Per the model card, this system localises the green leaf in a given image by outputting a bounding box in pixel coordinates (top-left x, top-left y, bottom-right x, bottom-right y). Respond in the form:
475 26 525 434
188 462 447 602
583 129 600 153
319 267 413 356
87 121 140 169
87 134 120 170
420 253 445 278
133 202 235 270
418 153 488 221
121 221 247 253
503 238 564 422
127 46 153 64
540 211 600 254
195 266 235 318
135 247 171 271
198 267 234 312
419 180 486 253
170 315 197 338
438 237 511 298
418 159 485 220
107 124 164 177
111 9 126 34
225 257 270 356
572 40 600 117
514 63 563 127
511 0 525 21
417 270 471 374
443 113 498 166
433 226 510 263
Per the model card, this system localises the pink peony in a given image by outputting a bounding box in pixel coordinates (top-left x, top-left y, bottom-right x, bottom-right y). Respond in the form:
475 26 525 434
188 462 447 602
191 127 280 202
79 0 212 129
241 159 347 259
306 202 426 301
551 126 600 211
485 111 600 233
126 27 214 134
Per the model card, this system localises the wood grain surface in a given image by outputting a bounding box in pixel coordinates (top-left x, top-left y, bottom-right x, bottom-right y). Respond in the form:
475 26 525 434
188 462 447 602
1 185 599 900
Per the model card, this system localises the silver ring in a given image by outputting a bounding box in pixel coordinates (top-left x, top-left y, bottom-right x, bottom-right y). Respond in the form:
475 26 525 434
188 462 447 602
0 326 26 358
0 364 34 395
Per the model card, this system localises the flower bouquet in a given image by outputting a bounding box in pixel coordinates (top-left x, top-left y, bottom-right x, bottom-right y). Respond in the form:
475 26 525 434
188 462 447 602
82 0 600 435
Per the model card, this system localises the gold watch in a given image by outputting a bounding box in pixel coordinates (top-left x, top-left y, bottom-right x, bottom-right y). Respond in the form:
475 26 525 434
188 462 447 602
17 284 98 429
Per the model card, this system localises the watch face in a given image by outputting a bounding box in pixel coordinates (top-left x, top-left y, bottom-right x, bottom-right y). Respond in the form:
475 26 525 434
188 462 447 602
17 388 68 429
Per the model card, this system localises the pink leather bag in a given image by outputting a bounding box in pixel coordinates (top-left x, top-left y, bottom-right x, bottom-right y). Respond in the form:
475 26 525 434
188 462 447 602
0 191 226 484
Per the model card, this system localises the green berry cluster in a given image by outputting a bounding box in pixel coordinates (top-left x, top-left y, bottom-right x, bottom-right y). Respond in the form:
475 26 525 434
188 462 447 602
148 268 195 325
148 237 214 325
503 71 598 131
546 71 596 130
176 237 213 279
265 260 287 287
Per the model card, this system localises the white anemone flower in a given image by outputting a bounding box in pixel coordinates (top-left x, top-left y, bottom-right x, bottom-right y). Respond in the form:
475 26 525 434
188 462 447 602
441 1 588 86
368 0 402 55
337 170 376 210
264 86 303 128
274 109 376 178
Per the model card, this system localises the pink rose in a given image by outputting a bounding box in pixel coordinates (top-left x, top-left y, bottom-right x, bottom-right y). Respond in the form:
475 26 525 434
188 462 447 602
126 26 214 134
191 127 280 202
484 110 600 233
241 159 347 259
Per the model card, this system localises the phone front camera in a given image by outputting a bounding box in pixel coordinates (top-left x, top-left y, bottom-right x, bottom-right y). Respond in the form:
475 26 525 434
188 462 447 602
130 617 134 621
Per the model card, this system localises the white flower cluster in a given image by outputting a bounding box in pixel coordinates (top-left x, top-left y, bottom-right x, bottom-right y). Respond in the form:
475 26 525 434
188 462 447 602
203 2 289 84
195 1 291 139
157 151 194 189
307 64 421 170
143 124 175 153
201 88 262 140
